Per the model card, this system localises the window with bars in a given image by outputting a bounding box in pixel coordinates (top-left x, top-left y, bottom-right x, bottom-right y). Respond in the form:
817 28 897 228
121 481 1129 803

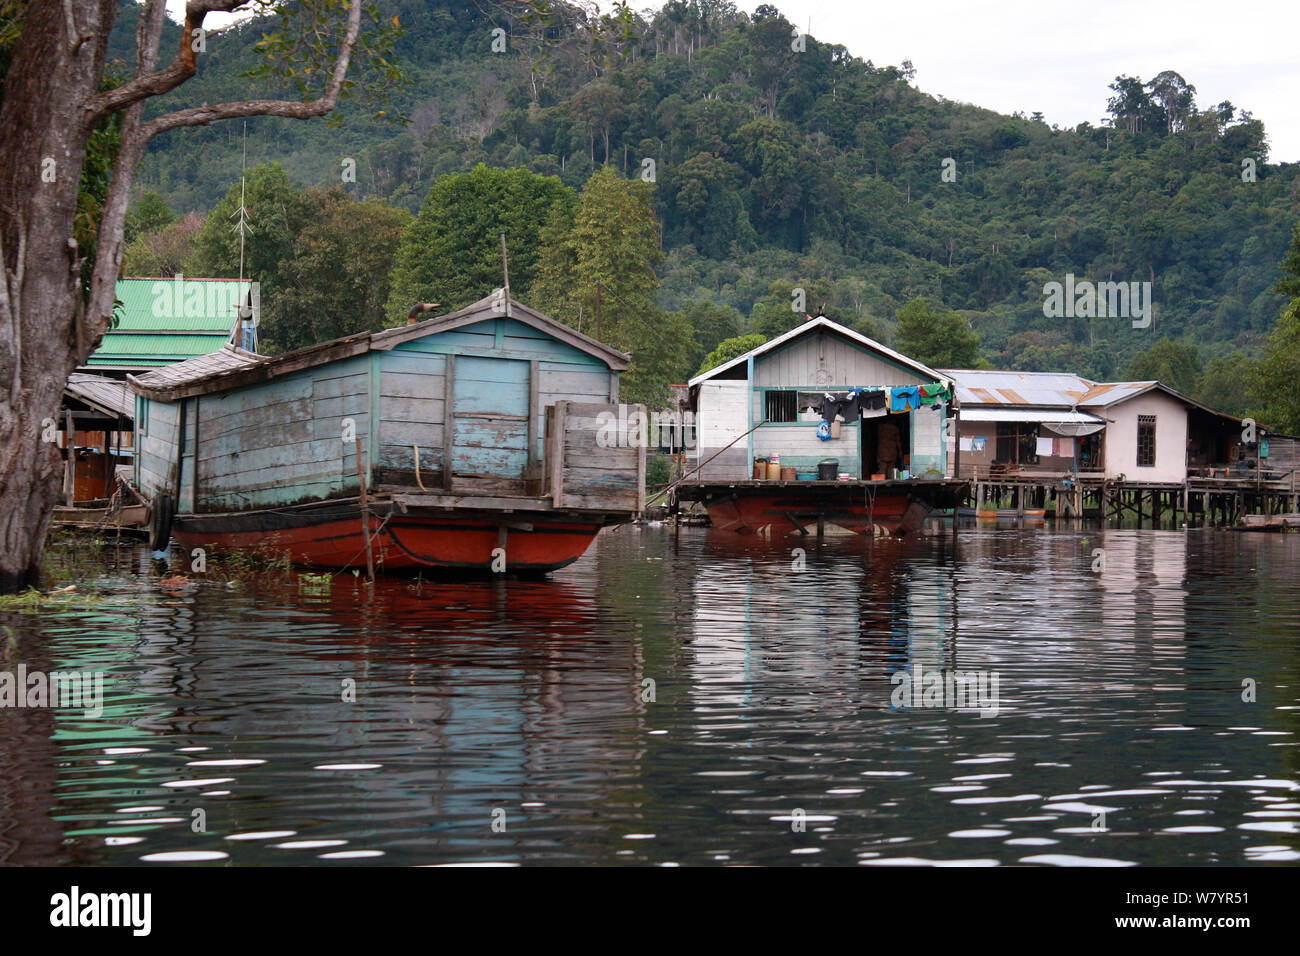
764 390 799 423
1137 415 1156 467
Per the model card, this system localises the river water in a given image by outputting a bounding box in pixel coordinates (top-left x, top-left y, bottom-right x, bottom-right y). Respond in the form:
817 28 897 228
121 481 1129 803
1 525 1298 866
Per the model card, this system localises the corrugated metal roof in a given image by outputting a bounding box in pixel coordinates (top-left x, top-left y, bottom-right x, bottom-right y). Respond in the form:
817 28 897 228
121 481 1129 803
1078 381 1157 406
959 408 1106 424
65 373 133 418
113 277 249 331
940 369 1097 407
88 278 246 369
87 334 233 360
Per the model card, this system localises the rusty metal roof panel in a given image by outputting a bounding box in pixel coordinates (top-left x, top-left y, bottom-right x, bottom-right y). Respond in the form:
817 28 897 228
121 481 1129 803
940 369 1098 407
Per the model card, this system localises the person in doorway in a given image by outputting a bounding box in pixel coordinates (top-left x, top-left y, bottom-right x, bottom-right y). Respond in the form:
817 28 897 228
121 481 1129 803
876 421 901 475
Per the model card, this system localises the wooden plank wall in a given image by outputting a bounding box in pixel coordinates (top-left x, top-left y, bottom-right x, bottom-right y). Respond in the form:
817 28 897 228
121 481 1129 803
137 397 179 500
192 356 369 512
376 350 445 487
752 331 927 389
555 402 645 512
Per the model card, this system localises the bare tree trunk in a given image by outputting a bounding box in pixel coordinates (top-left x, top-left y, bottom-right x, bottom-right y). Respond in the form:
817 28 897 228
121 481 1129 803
0 0 118 592
0 0 362 592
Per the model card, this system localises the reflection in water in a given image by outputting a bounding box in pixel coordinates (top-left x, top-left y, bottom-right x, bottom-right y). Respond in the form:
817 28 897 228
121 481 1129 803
0 526 1296 866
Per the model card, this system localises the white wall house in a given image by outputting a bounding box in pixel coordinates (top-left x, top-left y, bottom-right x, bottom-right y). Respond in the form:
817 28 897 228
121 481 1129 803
690 318 951 480
942 369 1200 484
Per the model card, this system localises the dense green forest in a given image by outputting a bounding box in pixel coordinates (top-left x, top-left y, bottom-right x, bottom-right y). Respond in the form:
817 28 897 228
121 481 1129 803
114 0 1300 424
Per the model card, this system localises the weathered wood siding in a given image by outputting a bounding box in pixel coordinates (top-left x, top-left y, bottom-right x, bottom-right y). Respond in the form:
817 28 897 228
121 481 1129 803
136 312 628 511
547 402 645 512
452 355 530 479
376 350 445 487
136 396 180 500
192 355 369 512
393 317 611 468
753 331 928 389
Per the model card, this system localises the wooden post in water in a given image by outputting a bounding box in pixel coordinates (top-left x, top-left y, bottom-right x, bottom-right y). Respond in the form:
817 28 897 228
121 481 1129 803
355 436 375 581
63 409 75 506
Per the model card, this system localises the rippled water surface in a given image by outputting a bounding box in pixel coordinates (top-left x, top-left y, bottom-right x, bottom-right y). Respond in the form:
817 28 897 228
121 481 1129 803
2 525 1298 866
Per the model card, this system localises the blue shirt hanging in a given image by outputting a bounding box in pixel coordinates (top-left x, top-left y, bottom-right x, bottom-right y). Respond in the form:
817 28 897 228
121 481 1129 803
889 386 920 412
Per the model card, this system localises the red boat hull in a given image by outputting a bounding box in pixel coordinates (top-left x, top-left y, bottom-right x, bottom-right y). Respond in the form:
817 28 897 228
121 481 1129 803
704 492 932 537
172 503 602 573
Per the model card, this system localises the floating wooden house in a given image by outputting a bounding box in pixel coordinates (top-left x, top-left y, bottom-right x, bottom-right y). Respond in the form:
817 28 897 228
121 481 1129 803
128 294 646 573
674 317 967 536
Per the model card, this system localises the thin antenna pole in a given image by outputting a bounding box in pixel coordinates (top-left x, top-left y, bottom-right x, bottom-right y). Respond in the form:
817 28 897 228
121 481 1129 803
237 121 248 283
499 230 511 317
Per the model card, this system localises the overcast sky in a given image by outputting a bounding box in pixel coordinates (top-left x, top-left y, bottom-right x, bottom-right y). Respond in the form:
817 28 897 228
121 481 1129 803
168 0 1299 162
721 0 1300 163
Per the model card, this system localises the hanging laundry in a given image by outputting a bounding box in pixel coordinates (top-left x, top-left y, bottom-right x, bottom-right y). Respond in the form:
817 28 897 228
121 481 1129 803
1055 437 1075 458
971 436 987 452
1036 435 1054 457
918 382 951 406
860 390 886 411
818 391 861 422
797 392 825 414
889 386 921 412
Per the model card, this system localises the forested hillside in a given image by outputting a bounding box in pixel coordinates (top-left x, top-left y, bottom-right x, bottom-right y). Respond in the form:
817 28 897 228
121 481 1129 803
115 0 1300 419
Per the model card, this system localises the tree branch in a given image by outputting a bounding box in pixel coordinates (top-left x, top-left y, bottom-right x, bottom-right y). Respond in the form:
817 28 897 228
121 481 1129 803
139 0 362 139
82 0 363 342
81 0 258 125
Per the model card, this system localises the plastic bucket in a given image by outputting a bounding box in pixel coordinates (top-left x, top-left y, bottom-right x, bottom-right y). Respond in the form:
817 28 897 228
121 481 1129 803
780 466 796 481
817 459 839 481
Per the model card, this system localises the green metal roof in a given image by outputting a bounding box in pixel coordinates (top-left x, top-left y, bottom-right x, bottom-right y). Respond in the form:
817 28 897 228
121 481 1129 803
86 333 232 364
90 277 249 369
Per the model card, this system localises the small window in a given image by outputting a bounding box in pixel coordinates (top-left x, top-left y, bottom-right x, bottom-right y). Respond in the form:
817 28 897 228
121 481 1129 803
1137 415 1156 467
764 390 798 423
995 421 1038 464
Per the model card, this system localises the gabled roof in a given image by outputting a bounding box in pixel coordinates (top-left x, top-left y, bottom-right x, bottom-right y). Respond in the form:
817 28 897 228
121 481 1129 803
690 317 942 387
370 295 629 370
86 277 251 369
131 294 628 401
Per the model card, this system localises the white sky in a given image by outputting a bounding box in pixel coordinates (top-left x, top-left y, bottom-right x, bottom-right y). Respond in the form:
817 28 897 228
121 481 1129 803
164 0 1300 162
722 0 1300 163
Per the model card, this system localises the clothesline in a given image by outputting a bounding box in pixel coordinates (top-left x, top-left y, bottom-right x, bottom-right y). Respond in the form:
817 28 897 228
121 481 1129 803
796 382 953 422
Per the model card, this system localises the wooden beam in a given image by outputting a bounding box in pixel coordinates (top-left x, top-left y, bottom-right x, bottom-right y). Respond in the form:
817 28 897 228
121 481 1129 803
63 409 75 506
442 353 456 491
528 359 539 475
551 401 567 508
